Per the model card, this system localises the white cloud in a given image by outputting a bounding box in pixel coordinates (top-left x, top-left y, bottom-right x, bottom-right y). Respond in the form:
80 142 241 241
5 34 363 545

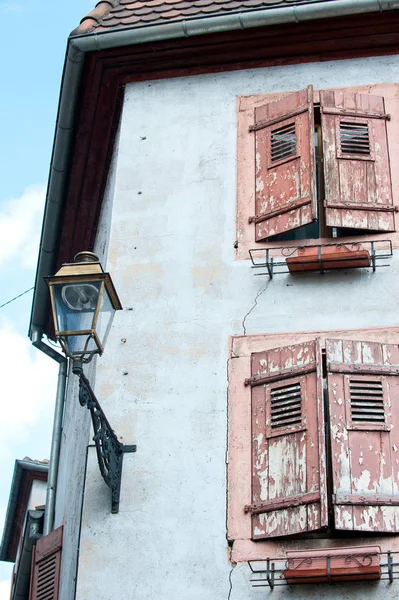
0 580 11 600
0 184 46 270
0 317 58 464
0 182 57 591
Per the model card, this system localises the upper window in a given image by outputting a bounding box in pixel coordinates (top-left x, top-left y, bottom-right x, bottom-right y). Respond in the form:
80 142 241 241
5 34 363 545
244 337 399 540
250 85 395 242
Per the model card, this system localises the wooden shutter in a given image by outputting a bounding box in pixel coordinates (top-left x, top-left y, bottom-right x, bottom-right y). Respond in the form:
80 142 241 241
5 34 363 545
326 339 399 532
321 90 395 232
29 526 63 600
246 340 327 539
252 86 317 241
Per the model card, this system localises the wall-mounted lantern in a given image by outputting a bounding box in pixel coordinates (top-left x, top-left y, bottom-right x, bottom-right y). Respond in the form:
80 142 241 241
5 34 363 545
46 251 136 514
45 251 122 363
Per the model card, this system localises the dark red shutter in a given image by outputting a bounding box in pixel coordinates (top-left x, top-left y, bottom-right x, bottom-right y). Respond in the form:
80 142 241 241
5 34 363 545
246 340 327 539
252 86 316 241
326 339 399 532
29 526 63 600
321 90 395 232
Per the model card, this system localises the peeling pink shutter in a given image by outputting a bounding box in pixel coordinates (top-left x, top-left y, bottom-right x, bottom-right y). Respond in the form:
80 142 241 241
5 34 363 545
29 526 63 600
326 339 399 533
321 90 395 232
246 340 327 539
252 86 316 241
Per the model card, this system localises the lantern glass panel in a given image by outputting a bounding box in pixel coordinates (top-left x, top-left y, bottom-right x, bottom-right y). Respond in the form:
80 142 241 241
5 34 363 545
52 280 102 334
96 286 116 348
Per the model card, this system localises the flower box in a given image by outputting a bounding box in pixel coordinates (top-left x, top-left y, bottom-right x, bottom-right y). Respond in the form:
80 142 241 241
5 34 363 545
286 245 371 273
284 545 381 584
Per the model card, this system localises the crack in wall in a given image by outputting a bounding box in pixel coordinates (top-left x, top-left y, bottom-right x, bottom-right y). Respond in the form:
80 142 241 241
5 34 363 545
227 565 234 600
242 280 270 335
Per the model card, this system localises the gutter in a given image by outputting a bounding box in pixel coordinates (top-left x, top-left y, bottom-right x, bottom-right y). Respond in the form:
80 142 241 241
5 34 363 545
30 331 67 537
28 42 80 535
30 0 399 341
11 510 44 600
70 0 399 52
29 41 85 343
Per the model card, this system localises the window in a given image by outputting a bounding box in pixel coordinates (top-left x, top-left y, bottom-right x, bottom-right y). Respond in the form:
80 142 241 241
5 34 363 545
250 86 395 242
243 338 399 540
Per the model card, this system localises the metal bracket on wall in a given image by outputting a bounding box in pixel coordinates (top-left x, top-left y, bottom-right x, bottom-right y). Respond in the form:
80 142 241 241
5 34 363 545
72 360 136 514
249 239 392 279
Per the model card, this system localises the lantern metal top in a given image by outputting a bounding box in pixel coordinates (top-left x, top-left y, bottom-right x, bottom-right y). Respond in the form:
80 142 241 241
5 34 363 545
46 253 122 311
74 251 99 263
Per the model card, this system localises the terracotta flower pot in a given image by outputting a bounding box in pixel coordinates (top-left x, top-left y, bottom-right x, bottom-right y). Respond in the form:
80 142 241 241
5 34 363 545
284 545 381 584
286 244 371 273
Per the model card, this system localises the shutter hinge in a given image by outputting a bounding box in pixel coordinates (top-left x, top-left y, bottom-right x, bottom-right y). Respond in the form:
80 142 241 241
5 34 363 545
248 215 258 224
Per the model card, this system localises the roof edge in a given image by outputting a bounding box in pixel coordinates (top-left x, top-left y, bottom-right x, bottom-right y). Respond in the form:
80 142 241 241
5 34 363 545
73 1 116 35
69 0 399 51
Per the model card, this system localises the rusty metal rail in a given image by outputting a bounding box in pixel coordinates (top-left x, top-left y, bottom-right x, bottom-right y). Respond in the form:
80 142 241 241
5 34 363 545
249 239 392 279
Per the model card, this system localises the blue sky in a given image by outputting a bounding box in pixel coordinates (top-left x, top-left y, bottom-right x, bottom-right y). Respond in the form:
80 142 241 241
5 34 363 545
0 0 94 593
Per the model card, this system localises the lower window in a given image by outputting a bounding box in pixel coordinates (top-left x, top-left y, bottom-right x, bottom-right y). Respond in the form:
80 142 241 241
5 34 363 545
243 337 399 539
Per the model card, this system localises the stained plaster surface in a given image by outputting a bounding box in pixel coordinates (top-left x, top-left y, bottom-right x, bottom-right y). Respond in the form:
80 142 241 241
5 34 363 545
68 54 399 600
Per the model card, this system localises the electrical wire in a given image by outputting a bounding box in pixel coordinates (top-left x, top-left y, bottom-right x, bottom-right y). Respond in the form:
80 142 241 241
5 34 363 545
0 286 34 309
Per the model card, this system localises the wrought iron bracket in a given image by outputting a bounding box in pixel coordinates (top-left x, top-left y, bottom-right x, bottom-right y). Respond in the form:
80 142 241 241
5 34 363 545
72 359 136 514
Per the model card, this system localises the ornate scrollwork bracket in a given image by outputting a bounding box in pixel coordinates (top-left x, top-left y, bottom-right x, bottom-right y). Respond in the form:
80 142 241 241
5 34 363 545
72 360 137 514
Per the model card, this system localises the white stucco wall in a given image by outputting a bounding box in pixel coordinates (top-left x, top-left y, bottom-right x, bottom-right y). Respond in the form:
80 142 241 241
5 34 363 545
69 54 399 599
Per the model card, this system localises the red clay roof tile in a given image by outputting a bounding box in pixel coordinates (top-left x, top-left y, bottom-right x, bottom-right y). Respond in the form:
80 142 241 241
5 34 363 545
73 0 339 35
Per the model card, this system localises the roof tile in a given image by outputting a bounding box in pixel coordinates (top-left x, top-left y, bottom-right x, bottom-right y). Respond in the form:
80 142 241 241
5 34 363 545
73 0 340 35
